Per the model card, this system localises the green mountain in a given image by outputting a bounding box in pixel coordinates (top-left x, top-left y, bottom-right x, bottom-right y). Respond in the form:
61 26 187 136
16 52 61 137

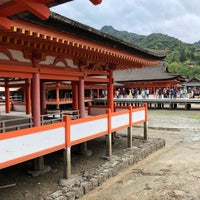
101 25 145 44
100 26 200 79
194 40 200 46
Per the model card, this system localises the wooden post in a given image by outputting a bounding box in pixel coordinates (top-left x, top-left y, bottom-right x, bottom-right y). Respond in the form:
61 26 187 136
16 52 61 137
127 126 132 148
25 79 31 115
144 103 148 140
107 71 114 112
128 106 133 148
144 121 147 140
78 77 85 118
106 133 112 157
31 56 45 173
5 79 10 113
107 71 115 142
63 115 71 179
106 109 112 157
63 147 71 179
32 72 41 127
72 82 78 110
78 76 90 155
33 156 44 171
56 83 60 110
32 72 45 171
40 80 46 114
90 87 93 99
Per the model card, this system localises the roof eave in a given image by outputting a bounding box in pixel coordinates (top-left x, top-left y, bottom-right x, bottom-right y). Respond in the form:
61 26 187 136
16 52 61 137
16 12 168 60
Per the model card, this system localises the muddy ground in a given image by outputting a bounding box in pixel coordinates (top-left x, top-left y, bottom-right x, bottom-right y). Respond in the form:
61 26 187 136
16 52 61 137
80 109 200 200
1 109 200 199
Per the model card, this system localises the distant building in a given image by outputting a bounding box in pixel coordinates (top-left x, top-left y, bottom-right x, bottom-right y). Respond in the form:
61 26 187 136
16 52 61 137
113 65 186 95
182 77 200 97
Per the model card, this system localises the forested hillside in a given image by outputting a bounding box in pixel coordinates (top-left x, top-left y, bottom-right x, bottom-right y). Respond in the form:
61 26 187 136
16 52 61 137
101 26 200 79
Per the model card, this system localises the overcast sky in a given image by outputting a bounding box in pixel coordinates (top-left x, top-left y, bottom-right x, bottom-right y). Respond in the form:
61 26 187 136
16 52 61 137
51 0 200 44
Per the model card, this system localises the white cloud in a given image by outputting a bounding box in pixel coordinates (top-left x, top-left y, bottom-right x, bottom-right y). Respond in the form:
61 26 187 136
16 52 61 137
51 0 200 43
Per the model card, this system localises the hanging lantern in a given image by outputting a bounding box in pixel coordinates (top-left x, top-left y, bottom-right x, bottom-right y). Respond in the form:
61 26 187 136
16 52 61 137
89 0 102 5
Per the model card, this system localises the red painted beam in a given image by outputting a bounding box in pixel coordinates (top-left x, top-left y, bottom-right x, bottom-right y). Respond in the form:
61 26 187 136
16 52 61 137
19 0 50 20
0 0 51 21
0 17 12 30
89 0 102 5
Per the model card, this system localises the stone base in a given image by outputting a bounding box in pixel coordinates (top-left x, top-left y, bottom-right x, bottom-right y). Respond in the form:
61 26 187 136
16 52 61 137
47 138 166 200
81 149 93 156
27 165 51 177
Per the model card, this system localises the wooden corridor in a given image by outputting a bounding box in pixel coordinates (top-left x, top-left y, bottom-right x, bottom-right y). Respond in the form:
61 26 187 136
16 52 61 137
93 98 200 110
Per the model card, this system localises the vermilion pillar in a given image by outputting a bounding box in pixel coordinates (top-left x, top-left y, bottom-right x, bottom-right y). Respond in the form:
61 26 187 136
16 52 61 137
56 83 60 109
107 71 114 112
5 79 10 113
72 82 78 110
32 72 41 127
90 87 92 99
25 79 31 115
106 71 114 157
97 89 100 98
40 80 46 114
32 72 46 172
78 77 85 118
26 52 48 174
78 76 92 155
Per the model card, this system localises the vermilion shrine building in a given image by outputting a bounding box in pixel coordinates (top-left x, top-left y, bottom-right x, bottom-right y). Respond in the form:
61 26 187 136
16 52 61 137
113 65 186 96
44 65 185 107
0 0 167 178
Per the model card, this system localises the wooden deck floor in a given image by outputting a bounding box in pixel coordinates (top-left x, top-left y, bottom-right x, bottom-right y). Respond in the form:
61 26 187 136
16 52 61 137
93 98 200 110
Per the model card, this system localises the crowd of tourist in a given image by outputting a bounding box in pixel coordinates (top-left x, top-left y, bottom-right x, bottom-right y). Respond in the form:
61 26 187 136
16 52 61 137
115 87 199 99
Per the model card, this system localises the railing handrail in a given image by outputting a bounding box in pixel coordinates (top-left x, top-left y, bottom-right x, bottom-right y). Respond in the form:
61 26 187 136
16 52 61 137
0 117 33 133
0 106 148 171
0 122 33 132
0 111 80 133
0 117 31 123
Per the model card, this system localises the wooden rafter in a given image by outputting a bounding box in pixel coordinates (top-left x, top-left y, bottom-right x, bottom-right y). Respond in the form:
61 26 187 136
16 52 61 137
0 30 161 70
0 17 12 30
0 0 103 30
0 0 51 30
0 0 51 18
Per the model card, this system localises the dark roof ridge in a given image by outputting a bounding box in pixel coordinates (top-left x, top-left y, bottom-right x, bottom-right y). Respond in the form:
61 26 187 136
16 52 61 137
50 12 169 59
15 11 168 60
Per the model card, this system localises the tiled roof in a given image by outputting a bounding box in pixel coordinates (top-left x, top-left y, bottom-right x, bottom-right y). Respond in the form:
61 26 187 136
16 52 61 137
183 77 200 86
18 12 168 60
113 65 185 82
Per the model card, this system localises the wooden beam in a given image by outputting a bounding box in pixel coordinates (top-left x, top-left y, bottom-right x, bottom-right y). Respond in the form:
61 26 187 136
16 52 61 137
90 0 102 5
0 71 32 79
0 17 12 30
0 0 50 20
40 68 84 77
85 77 109 83
40 74 79 81
0 64 38 73
19 0 50 20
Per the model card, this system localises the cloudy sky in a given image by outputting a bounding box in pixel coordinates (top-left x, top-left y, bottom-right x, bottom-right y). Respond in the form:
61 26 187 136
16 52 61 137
51 0 200 44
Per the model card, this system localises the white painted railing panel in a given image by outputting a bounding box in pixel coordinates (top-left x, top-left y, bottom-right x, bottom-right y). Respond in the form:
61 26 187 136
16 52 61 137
70 118 107 141
90 107 107 115
111 113 129 129
132 110 145 123
0 127 65 163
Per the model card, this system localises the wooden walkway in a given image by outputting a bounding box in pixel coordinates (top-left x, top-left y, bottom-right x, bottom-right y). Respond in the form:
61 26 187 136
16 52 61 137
93 98 200 110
